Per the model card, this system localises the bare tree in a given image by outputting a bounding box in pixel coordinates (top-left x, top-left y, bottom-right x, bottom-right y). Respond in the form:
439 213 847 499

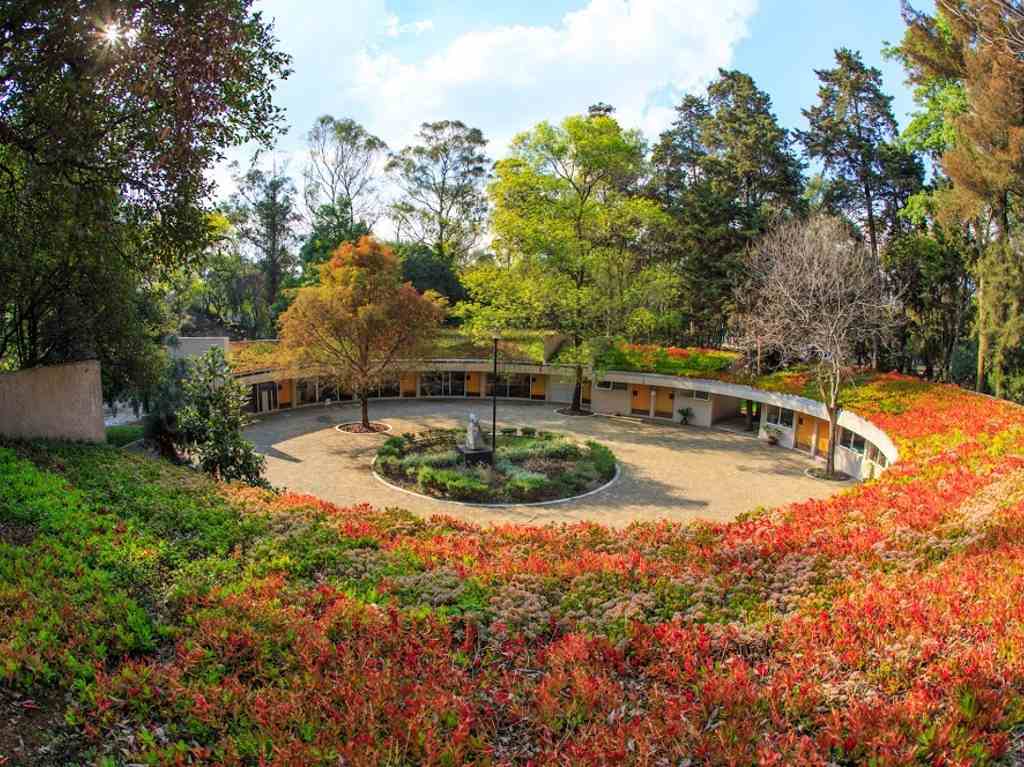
733 216 896 477
304 115 388 227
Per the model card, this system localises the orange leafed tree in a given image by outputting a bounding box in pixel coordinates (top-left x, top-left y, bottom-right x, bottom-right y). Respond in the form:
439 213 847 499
279 236 446 429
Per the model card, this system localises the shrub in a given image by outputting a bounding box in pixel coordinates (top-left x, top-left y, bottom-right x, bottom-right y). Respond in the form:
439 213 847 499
504 472 551 501
521 426 536 437
416 466 491 501
586 441 617 479
378 436 406 460
500 427 516 436
398 450 461 476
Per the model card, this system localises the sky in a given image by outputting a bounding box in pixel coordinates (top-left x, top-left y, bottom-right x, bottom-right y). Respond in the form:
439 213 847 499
222 0 931 216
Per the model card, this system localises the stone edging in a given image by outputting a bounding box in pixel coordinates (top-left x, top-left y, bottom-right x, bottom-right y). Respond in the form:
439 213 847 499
369 456 621 509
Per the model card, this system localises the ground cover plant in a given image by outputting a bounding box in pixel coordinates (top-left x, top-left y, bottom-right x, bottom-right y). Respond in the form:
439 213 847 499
2 373 1024 764
593 342 740 379
104 423 143 447
375 427 617 502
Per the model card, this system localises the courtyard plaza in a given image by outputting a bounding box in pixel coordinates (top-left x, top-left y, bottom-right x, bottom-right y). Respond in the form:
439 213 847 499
244 398 846 528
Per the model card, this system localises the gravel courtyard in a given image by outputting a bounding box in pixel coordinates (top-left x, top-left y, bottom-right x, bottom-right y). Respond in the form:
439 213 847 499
245 399 850 527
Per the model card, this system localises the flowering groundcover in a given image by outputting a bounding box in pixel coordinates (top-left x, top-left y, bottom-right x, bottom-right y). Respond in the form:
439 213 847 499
2 373 1024 765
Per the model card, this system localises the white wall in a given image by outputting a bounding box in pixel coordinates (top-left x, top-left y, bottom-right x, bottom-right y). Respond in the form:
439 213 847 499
168 336 229 360
590 385 631 416
676 395 712 426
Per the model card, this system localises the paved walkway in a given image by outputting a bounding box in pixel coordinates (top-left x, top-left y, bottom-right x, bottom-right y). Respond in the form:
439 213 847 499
244 399 850 528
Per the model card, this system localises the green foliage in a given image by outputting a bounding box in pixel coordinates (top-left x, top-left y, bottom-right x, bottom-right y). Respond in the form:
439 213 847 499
0 1 289 387
416 466 492 501
299 202 371 283
585 441 617 479
396 241 466 301
106 424 144 447
176 347 267 487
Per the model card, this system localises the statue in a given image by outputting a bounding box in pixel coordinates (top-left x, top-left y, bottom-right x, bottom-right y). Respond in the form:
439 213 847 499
466 413 486 450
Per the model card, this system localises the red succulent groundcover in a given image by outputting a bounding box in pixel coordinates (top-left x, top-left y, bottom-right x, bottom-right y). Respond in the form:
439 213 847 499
5 371 1024 765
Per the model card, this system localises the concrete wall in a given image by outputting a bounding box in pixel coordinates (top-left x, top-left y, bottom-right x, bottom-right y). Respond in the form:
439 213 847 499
168 336 229 360
677 394 713 426
590 384 630 415
0 360 105 443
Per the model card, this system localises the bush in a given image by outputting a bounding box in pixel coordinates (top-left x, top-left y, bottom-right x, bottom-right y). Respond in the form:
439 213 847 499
520 426 536 437
416 466 491 501
500 427 516 436
379 436 406 460
586 441 617 479
398 450 461 476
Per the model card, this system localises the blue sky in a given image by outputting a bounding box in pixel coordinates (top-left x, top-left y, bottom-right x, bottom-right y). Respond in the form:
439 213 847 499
228 0 930 201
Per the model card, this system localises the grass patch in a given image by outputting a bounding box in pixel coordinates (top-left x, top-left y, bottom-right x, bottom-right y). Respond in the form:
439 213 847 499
105 423 144 447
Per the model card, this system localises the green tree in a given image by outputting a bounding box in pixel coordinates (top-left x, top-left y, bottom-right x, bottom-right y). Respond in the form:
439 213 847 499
279 237 446 429
387 120 490 266
478 113 666 410
176 347 267 486
298 203 371 283
227 156 302 314
894 1 1024 395
395 242 466 302
0 0 289 389
884 228 973 380
649 72 803 343
799 48 899 260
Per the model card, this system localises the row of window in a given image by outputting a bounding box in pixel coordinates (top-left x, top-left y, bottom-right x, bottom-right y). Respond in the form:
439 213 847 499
249 372 558 414
839 427 888 468
595 380 711 401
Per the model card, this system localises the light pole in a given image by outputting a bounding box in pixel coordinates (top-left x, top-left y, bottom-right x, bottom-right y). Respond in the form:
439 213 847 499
491 336 498 462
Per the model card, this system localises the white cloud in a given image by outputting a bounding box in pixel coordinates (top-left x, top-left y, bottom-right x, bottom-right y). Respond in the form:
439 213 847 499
384 13 401 37
349 0 759 153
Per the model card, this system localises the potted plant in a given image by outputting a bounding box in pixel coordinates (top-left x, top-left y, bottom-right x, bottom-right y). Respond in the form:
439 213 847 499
678 406 694 425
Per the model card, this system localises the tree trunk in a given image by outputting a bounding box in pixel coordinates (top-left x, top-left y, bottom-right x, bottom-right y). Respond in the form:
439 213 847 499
571 364 583 412
361 395 370 429
826 405 840 479
977 271 987 393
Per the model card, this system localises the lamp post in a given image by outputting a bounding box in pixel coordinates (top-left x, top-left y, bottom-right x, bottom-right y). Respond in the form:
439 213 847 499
491 336 498 462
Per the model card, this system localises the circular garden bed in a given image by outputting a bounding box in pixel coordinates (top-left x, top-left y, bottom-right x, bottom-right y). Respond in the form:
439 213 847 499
336 421 391 434
374 427 617 504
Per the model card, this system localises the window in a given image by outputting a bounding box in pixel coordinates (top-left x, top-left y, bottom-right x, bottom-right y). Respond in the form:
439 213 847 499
596 380 612 390
765 406 793 428
595 380 628 391
839 428 866 455
866 442 888 468
678 389 710 401
380 379 401 398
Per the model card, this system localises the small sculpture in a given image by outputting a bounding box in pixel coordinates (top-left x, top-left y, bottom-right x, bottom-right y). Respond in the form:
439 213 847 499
466 413 486 450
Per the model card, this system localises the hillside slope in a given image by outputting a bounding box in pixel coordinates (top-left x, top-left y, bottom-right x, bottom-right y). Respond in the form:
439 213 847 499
1 375 1024 765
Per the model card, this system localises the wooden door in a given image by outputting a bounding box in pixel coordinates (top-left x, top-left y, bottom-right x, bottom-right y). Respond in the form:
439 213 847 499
530 375 546 400
632 385 651 415
654 387 674 418
466 372 481 396
816 419 831 455
795 413 814 450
